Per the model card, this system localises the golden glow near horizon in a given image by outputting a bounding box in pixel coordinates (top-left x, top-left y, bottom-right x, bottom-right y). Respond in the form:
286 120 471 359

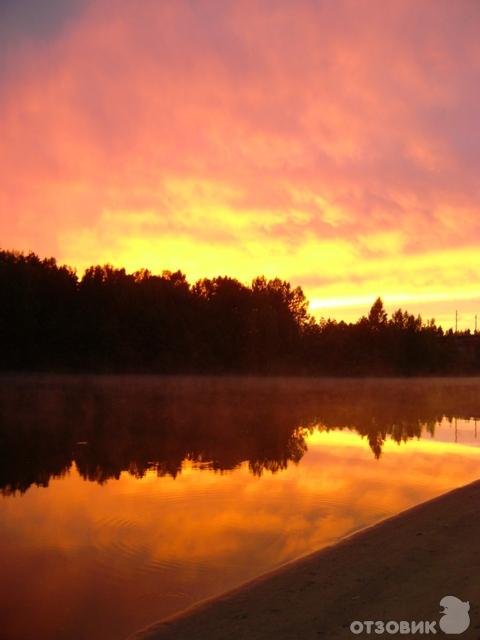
2 423 480 639
1 1 480 329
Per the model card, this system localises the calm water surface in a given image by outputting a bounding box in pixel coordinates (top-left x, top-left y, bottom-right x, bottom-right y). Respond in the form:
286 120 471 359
1 376 479 640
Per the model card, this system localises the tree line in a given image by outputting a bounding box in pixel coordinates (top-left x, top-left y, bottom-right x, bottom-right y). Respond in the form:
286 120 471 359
1 249 479 374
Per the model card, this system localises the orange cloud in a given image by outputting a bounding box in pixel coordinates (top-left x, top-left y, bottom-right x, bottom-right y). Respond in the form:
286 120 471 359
1 0 480 325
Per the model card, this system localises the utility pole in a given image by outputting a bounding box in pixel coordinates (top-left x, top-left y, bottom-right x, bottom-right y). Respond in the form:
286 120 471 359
455 310 458 333
475 314 478 334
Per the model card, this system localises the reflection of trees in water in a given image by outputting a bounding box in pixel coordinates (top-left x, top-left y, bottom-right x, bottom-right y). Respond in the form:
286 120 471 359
308 417 438 459
1 377 479 494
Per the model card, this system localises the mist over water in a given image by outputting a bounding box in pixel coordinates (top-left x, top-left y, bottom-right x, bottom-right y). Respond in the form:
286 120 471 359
0 376 479 640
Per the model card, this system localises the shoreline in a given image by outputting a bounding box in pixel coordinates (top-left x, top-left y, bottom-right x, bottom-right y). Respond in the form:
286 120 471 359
129 480 480 639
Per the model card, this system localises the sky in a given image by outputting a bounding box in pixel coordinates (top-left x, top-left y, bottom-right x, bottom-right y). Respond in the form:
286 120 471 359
1 0 480 329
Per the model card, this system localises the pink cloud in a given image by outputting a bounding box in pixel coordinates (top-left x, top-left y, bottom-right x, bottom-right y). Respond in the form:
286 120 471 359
1 0 480 320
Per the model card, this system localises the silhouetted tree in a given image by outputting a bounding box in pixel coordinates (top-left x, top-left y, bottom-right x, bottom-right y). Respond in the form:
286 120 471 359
368 297 388 328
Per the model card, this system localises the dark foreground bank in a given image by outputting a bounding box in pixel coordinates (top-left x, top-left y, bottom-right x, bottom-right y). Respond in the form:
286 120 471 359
129 480 480 640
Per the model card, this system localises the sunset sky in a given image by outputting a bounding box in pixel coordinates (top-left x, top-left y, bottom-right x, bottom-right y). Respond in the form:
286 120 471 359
1 0 480 328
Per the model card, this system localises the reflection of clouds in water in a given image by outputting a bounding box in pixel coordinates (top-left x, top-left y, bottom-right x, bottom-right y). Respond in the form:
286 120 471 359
2 379 480 639
3 431 480 564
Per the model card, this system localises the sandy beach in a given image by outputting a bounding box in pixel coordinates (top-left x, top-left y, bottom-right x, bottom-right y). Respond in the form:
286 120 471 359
129 480 480 640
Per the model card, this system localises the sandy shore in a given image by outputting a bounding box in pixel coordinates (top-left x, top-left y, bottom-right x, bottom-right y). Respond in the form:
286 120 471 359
129 481 480 639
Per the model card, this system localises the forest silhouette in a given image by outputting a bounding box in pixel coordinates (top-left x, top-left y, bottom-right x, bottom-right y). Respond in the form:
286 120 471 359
1 249 480 374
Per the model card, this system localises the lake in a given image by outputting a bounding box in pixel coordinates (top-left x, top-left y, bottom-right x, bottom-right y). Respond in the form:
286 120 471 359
1 376 479 640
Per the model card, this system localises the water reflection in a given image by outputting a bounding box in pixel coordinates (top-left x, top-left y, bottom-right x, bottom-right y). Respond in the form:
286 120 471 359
1 376 480 640
1 376 479 495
